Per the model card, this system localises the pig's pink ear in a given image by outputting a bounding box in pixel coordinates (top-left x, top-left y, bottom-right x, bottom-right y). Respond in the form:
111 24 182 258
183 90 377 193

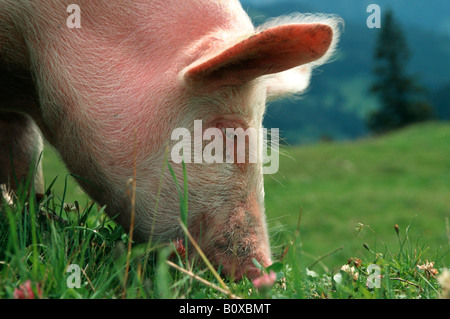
183 24 333 92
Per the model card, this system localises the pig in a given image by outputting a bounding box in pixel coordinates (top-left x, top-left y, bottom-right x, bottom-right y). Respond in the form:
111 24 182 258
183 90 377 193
0 0 341 280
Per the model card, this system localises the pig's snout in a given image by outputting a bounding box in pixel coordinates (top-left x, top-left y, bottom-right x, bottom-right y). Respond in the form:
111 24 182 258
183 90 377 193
220 253 273 281
192 192 272 280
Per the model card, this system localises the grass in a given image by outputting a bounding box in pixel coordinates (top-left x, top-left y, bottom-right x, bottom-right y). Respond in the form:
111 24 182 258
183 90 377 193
0 122 449 299
265 122 450 273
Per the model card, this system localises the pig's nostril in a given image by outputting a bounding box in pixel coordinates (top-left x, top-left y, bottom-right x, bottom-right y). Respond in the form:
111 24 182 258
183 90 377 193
216 255 273 281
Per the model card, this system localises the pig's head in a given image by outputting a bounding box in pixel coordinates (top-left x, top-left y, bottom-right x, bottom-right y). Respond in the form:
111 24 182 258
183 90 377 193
143 17 341 280
22 3 340 280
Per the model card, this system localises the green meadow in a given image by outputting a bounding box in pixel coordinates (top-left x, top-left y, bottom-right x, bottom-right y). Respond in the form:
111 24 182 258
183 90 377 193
1 122 448 299
40 123 450 271
264 122 449 272
43 122 449 271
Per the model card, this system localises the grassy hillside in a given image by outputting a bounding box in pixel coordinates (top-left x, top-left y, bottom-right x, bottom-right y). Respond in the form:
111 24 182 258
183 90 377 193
264 122 450 272
41 122 450 274
2 122 448 299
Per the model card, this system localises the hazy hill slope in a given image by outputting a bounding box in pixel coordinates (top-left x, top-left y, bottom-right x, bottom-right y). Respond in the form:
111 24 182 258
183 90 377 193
264 122 450 270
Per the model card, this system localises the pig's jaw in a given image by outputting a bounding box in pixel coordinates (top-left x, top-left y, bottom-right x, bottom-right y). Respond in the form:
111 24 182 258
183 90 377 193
190 190 272 280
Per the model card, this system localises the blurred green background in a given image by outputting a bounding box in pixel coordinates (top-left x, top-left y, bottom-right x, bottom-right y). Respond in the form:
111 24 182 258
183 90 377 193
264 123 450 271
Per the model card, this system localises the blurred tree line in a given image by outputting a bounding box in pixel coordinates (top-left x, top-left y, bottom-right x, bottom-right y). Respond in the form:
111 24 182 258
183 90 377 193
367 8 449 134
433 84 450 120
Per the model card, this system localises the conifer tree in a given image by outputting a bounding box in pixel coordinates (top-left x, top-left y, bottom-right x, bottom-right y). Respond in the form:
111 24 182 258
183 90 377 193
368 9 433 133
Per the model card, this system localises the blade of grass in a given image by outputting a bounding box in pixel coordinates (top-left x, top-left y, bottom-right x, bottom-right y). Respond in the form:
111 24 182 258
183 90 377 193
142 148 169 279
282 207 302 261
308 246 344 270
5 205 19 255
166 260 240 299
28 186 39 280
167 162 188 227
167 160 189 266
178 220 231 295
182 160 188 226
122 131 138 299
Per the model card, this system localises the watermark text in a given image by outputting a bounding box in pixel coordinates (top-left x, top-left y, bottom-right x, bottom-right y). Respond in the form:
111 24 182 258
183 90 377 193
171 120 279 174
367 4 381 29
